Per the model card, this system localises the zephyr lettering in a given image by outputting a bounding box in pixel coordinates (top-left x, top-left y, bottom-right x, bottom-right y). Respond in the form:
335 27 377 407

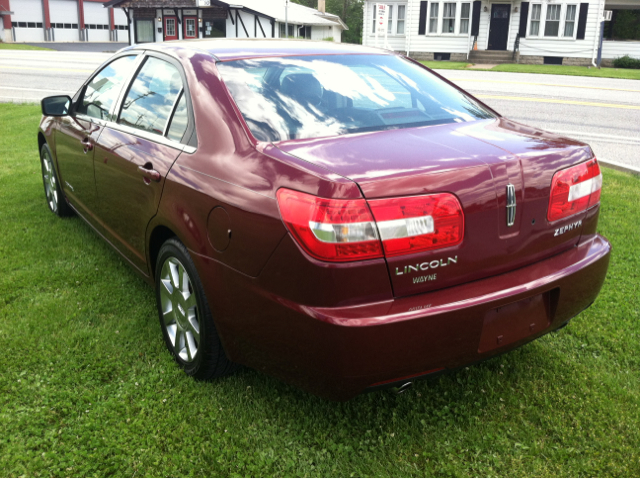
554 220 582 237
395 256 458 276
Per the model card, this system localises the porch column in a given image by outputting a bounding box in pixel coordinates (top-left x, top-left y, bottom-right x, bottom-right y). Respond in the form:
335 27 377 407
42 0 51 41
77 0 86 41
109 7 115 41
2 0 11 30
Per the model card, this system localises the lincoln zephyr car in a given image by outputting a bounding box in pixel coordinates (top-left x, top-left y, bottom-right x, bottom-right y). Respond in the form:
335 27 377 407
38 40 610 400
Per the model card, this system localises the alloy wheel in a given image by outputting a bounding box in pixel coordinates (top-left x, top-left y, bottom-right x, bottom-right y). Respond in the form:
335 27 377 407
159 256 200 363
42 150 58 213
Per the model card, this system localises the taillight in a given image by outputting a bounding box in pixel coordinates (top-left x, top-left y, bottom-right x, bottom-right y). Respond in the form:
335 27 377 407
277 189 464 262
368 194 464 257
276 189 383 262
548 158 602 222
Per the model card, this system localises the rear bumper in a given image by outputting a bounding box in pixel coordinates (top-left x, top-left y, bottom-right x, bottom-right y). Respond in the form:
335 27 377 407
206 234 611 401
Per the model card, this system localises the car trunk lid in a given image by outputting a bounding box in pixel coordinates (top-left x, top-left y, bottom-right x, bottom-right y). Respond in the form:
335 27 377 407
276 119 594 297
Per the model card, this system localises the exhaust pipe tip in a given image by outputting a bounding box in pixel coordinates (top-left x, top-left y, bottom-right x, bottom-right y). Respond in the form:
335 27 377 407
393 382 413 395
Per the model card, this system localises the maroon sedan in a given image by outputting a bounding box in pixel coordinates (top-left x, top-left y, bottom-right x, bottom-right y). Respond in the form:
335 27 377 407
38 40 610 400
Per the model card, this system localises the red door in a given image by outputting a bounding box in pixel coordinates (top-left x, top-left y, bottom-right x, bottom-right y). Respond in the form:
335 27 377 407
183 16 198 39
164 16 178 41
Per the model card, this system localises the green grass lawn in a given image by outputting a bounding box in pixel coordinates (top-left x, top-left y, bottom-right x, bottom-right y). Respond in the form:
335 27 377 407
1 103 639 477
422 60 640 80
0 43 53 51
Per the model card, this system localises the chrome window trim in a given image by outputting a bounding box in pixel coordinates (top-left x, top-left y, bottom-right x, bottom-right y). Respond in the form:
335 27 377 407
104 119 196 153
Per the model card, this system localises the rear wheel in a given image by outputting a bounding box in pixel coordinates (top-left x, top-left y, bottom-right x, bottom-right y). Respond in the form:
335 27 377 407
155 238 238 379
40 143 73 217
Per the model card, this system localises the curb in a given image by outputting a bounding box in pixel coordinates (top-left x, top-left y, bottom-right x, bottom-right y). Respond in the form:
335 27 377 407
599 159 640 176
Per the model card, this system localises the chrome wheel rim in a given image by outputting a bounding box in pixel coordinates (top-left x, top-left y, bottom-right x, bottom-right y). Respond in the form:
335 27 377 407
42 151 58 213
159 256 200 363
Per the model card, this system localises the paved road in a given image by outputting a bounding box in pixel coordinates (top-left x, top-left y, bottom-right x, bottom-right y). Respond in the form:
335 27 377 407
1 50 638 169
436 69 640 171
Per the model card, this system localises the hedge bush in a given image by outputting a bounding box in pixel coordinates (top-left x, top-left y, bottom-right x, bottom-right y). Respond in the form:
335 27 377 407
613 55 640 69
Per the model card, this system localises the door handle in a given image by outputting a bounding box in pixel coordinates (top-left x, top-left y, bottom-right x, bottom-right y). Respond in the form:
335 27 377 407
138 165 161 184
81 137 93 153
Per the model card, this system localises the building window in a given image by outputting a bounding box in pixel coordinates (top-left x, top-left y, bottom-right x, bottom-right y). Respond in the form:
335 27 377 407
204 18 225 37
397 5 406 34
185 18 196 37
387 5 394 34
442 3 456 33
165 18 175 37
429 3 439 33
544 4 561 36
529 4 541 36
460 3 470 34
136 19 154 42
564 5 577 37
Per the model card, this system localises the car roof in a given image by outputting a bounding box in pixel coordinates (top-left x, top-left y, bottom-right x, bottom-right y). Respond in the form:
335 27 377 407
136 39 394 61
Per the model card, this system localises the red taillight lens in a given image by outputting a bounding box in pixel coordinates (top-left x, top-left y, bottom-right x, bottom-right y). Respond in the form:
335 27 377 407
368 194 464 257
276 189 383 262
548 158 602 222
277 189 465 262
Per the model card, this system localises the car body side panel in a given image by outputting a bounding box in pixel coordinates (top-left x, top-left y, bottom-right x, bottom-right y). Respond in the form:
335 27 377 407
54 116 103 217
93 127 183 273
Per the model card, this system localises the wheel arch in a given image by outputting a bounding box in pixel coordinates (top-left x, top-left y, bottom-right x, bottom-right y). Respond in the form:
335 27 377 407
37 132 47 152
148 224 178 280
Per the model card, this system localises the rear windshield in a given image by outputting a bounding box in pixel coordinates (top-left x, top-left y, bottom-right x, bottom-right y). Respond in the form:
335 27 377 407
217 54 496 142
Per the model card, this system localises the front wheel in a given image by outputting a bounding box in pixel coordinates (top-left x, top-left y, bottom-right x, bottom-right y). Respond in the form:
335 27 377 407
40 143 73 217
155 237 238 379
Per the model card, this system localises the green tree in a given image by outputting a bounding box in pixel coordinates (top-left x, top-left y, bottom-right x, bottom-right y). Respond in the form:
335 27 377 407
290 0 365 44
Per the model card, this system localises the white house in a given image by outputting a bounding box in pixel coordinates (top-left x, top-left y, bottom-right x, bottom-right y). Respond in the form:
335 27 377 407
363 0 640 66
103 0 346 45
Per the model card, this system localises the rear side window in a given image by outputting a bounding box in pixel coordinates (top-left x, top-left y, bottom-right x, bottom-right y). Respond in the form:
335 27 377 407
77 55 137 121
118 57 185 136
166 93 189 142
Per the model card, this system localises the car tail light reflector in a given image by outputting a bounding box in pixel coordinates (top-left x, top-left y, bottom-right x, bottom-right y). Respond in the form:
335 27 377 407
276 189 383 262
548 159 602 222
368 193 464 257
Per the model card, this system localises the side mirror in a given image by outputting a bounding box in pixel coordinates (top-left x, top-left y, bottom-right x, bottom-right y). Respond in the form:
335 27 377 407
41 95 72 117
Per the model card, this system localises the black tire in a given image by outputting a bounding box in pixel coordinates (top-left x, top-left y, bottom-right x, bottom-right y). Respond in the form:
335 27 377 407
40 143 73 217
155 237 238 379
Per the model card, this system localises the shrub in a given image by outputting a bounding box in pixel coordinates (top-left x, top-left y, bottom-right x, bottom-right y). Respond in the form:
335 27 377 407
323 36 334 41
613 55 640 69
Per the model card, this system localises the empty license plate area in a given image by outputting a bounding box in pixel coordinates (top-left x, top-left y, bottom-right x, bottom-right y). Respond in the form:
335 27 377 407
478 292 552 353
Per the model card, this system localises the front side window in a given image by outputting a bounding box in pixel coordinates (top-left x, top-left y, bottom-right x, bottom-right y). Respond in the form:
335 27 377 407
564 5 577 37
529 4 541 36
460 3 471 34
76 55 137 121
397 5 406 34
217 55 495 142
443 3 456 33
429 3 439 33
136 19 154 42
118 57 184 136
545 4 561 36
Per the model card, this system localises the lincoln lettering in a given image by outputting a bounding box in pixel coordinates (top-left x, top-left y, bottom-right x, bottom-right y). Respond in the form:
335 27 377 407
395 256 458 276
